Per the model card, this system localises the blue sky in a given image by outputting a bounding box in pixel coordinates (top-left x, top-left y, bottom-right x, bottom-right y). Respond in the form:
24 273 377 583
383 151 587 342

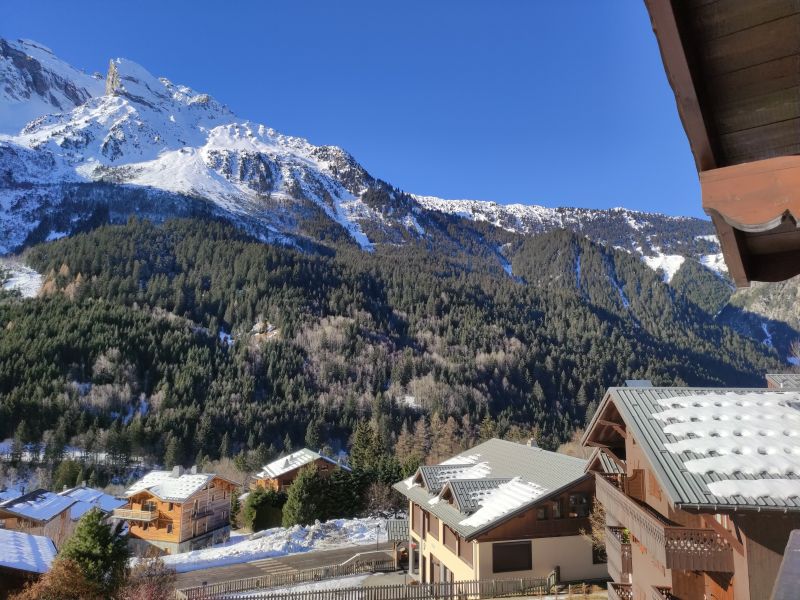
4 1 703 217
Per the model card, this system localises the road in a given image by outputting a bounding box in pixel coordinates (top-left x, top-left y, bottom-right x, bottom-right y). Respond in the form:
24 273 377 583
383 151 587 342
174 542 395 590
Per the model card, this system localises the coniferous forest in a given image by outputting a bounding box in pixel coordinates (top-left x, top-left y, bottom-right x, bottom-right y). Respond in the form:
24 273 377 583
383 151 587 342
0 217 783 472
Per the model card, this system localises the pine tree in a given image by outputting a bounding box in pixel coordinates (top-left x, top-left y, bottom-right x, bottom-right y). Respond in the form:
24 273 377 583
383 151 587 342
479 415 498 442
282 465 323 527
219 432 230 459
58 509 129 596
349 422 375 472
164 437 182 468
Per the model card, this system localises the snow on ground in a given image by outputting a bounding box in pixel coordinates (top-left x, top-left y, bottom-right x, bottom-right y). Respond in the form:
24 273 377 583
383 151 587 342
653 392 800 499
1 261 42 298
231 575 371 598
762 323 774 347
160 517 386 573
642 253 685 283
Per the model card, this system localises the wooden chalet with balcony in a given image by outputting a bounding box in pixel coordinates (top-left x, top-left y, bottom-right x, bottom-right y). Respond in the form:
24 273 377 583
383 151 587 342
251 448 350 492
115 466 238 555
393 438 608 585
583 384 800 600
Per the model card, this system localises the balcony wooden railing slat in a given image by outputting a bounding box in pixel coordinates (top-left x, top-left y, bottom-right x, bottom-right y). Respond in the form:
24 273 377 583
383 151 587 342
112 508 157 522
605 526 632 584
608 582 633 600
596 474 734 573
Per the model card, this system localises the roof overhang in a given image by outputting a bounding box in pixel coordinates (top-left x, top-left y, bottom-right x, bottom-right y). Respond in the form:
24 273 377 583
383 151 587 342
644 1 800 287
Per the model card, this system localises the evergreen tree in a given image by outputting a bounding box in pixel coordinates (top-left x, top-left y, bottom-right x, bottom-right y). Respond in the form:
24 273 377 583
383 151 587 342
58 509 129 596
349 422 376 472
282 465 323 526
164 437 182 468
219 432 230 459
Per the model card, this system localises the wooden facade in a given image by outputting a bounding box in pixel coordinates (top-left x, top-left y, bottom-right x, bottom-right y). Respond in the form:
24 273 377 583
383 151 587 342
584 391 800 600
116 474 238 555
251 456 341 492
644 1 800 287
0 497 74 549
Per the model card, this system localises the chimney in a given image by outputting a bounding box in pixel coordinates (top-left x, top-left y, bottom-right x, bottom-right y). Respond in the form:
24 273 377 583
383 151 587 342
171 466 184 478
63 485 68 491
81 481 86 488
190 465 198 475
526 438 538 448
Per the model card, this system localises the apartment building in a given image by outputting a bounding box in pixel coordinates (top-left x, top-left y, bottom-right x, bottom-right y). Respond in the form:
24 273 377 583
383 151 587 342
583 385 800 600
393 438 608 584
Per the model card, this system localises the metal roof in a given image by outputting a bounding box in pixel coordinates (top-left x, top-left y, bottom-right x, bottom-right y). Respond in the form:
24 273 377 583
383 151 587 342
255 448 348 479
393 438 588 539
596 387 800 513
766 374 800 389
0 488 76 523
445 478 513 513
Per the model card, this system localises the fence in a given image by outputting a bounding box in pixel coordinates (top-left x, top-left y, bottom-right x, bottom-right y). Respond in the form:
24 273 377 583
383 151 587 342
177 558 398 599
224 576 552 600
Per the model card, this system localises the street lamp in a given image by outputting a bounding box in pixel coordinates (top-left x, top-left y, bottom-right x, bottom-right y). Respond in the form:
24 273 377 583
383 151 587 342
375 523 381 551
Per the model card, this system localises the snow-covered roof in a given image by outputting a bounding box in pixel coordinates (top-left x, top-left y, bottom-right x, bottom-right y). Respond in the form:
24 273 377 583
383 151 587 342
766 373 800 390
256 448 346 479
598 387 800 511
0 488 22 503
60 486 126 520
394 438 588 539
125 470 217 502
0 489 76 523
0 528 56 574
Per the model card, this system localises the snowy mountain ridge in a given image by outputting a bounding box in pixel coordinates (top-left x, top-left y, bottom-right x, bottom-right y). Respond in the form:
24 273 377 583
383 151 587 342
1 37 723 281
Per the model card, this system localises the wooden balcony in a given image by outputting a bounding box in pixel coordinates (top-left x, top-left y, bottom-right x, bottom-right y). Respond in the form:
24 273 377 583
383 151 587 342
595 474 734 573
112 508 157 522
650 586 678 600
608 582 633 600
605 526 632 584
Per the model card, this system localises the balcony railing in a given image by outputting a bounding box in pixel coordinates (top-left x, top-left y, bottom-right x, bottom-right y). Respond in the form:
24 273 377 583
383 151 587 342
595 474 734 573
608 582 633 600
112 508 157 522
650 586 678 600
605 526 632 584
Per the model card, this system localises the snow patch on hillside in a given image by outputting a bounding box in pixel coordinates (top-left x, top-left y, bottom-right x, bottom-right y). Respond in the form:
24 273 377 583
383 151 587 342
700 252 728 275
1 261 42 297
642 253 685 283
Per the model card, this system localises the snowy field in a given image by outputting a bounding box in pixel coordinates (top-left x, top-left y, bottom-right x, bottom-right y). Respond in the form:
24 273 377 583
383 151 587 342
0 261 42 298
161 517 386 573
230 574 371 598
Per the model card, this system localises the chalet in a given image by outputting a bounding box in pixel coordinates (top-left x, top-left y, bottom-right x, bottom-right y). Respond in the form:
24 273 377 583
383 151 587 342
393 438 608 585
765 373 800 390
251 448 350 492
0 489 76 548
0 529 56 598
59 485 126 526
583 385 800 600
115 466 238 555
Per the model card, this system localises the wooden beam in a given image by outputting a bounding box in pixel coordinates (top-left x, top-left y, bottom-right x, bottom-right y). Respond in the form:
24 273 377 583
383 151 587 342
597 419 627 439
644 0 717 171
585 441 610 448
702 515 745 556
701 156 800 231
708 211 751 287
599 449 626 472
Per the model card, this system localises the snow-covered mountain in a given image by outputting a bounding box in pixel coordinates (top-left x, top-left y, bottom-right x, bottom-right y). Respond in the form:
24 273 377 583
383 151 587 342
1 37 724 282
415 195 727 282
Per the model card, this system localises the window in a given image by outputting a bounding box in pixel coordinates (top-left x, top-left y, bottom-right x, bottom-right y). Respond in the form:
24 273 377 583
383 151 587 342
166 523 173 534
143 501 156 512
536 506 548 520
492 541 532 573
459 538 474 566
552 499 562 519
427 513 440 540
569 493 590 518
168 502 173 511
443 525 458 553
